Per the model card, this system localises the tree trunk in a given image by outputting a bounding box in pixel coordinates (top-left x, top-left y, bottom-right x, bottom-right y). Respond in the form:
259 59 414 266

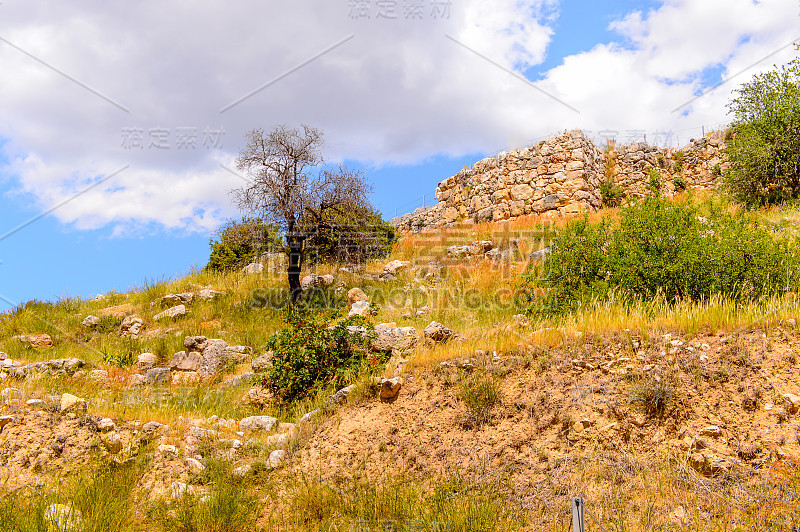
287 235 304 304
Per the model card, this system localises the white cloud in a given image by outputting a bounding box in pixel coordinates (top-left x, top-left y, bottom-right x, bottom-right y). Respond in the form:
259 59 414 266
0 0 798 232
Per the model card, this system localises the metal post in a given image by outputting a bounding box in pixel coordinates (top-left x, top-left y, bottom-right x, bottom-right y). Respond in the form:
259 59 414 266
423 195 425 209
572 497 585 532
644 133 647 144
702 125 705 136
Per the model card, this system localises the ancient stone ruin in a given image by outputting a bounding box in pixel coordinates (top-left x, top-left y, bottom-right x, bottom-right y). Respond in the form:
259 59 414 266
392 129 728 231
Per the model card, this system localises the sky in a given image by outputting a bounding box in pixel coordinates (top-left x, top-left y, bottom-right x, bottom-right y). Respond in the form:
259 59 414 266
1 0 799 310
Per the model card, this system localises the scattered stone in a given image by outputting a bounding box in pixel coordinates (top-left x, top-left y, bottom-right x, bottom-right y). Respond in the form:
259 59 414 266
330 385 355 405
81 315 100 328
251 353 273 373
170 351 202 372
144 368 171 386
101 431 123 453
266 432 290 448
1 387 22 405
184 335 208 352
96 418 116 432
186 458 205 473
299 410 319 424
170 482 192 499
14 333 53 350
670 506 688 524
239 415 279 432
242 263 264 275
269 449 285 469
243 386 271 406
121 316 143 335
379 377 403 400
198 339 230 378
161 292 195 306
159 444 179 455
128 374 145 386
60 393 87 413
233 464 251 477
347 288 369 311
198 288 226 301
784 394 800 414
383 260 410 275
424 321 454 343
0 352 6 360
154 305 186 321
0 416 14 431
143 421 165 434
138 352 158 371
699 426 722 437
371 326 417 351
349 300 370 317
89 369 109 383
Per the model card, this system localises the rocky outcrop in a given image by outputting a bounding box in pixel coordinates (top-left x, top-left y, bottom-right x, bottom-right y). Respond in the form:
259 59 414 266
392 129 728 231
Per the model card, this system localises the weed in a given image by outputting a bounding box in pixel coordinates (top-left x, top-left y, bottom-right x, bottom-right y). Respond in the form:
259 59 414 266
628 379 674 417
457 369 501 426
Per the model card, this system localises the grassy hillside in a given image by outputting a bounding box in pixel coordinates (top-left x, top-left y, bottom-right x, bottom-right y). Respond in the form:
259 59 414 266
2 192 800 531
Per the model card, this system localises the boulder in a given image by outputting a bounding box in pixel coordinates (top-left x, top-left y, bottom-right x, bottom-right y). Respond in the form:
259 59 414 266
379 377 403 400
784 393 800 414
424 321 454 343
169 351 202 372
0 416 14 431
371 327 417 351
14 333 53 349
1 387 22 405
153 305 186 321
220 372 255 387
239 415 278 432
120 316 143 335
184 336 208 352
529 247 550 262
469 241 493 255
330 384 355 405
144 368 171 385
251 353 273 373
96 418 116 432
242 263 264 275
45 504 82 531
349 300 370 317
142 421 165 435
347 288 369 310
383 260 410 275
198 339 230 378
60 393 87 413
269 449 286 469
101 431 123 453
160 292 194 306
137 352 158 371
81 315 100 328
198 288 226 301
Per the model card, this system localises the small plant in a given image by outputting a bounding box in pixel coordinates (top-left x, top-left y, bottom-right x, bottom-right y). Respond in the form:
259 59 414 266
713 163 722 177
102 346 136 368
673 150 686 172
457 370 501 426
657 154 666 168
600 179 623 207
629 380 674 417
648 168 662 194
674 175 687 192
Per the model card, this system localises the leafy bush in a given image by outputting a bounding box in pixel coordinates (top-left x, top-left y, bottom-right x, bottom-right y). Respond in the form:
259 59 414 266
674 175 687 192
724 49 800 207
303 206 395 265
264 311 385 402
600 179 623 207
527 196 800 314
206 217 281 272
672 150 685 172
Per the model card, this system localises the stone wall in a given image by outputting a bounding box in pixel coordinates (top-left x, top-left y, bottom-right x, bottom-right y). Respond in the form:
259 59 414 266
392 129 729 232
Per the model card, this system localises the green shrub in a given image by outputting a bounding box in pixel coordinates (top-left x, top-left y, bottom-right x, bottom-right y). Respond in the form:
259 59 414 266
674 175 687 192
672 150 685 172
657 154 666 168
206 217 281 272
600 179 623 207
724 49 800 207
264 311 385 402
527 196 800 314
648 168 662 194
713 163 722 177
457 370 501 426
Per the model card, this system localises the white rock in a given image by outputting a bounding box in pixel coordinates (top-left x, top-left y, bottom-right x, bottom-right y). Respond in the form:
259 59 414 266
383 260 410 275
153 305 186 321
424 321 454 343
60 393 86 413
239 415 278 432
81 315 100 328
138 352 158 371
784 393 800 413
96 418 116 432
45 504 82 531
159 444 179 455
268 449 285 469
379 377 403 400
266 432 290 448
242 263 264 275
233 464 251 477
348 300 370 317
186 458 205 473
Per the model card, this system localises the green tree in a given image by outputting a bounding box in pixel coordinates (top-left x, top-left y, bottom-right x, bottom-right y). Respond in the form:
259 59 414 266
724 48 800 206
206 217 281 272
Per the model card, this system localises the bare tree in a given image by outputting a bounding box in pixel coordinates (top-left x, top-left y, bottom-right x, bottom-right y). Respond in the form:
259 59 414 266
232 124 372 301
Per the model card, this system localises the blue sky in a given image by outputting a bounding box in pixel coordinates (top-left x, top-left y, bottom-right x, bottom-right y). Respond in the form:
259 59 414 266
1 0 798 311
